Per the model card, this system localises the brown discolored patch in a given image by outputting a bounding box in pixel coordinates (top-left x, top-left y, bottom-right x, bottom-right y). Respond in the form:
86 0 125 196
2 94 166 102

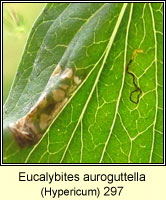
60 84 69 90
25 119 39 135
38 96 48 108
8 118 40 148
40 114 49 130
16 116 26 129
52 89 65 102
61 68 73 79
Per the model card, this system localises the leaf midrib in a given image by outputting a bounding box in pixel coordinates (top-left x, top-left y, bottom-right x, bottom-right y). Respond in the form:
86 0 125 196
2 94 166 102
149 3 158 163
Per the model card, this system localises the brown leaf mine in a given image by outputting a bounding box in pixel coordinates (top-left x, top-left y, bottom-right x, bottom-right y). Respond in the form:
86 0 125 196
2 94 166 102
126 49 143 104
8 64 82 148
8 117 40 148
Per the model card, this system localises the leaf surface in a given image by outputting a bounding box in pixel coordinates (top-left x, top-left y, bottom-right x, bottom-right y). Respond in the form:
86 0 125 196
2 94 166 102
3 3 163 163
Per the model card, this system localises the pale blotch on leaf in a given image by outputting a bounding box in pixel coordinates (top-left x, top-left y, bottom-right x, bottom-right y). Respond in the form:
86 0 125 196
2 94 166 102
60 84 69 90
74 76 81 85
51 64 62 78
52 89 65 102
61 68 73 79
40 114 49 130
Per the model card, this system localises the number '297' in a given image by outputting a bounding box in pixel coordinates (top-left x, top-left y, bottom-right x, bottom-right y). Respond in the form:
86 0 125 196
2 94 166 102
104 186 124 196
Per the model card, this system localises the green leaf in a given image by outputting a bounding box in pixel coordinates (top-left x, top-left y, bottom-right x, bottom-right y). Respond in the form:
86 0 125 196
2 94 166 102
3 3 163 163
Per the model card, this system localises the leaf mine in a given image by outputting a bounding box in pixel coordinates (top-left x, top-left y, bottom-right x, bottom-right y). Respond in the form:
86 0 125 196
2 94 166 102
8 64 81 148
